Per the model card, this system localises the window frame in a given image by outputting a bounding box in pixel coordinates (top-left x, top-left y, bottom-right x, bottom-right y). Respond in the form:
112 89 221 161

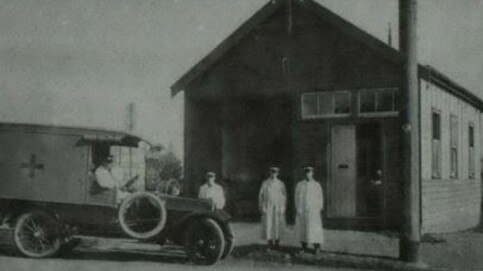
449 114 458 179
301 92 318 118
300 90 352 119
357 88 399 117
431 109 442 179
468 123 475 179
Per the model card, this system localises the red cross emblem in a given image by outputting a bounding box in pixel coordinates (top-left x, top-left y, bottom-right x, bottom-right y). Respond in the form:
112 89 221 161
21 154 45 178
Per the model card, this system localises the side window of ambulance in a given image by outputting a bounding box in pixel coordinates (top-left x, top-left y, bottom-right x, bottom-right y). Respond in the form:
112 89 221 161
91 143 110 170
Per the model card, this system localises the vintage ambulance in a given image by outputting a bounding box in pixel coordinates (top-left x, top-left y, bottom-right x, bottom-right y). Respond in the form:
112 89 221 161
0 123 233 265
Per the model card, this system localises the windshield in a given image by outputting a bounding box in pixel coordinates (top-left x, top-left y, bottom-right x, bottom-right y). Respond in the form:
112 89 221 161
110 142 150 191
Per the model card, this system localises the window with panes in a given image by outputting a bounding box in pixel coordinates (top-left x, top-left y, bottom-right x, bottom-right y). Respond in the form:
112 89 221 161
432 110 441 179
449 115 458 178
469 124 475 179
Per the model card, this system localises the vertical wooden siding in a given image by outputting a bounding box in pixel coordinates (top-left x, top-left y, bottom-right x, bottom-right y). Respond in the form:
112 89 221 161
184 98 222 197
381 120 402 229
420 79 482 233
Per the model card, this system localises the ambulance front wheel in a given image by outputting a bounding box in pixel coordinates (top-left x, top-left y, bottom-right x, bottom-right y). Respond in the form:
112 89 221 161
183 218 225 265
13 211 61 258
221 235 234 260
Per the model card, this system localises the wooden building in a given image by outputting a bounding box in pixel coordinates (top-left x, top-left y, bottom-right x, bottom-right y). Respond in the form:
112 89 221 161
171 0 483 233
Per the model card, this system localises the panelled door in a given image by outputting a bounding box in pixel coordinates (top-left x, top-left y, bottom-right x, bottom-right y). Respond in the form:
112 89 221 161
328 125 357 218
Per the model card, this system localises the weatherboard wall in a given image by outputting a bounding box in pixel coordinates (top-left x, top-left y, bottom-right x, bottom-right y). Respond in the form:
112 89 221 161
420 78 482 234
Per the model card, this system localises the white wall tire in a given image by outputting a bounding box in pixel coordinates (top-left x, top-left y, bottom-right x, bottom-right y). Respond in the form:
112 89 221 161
13 211 61 258
118 192 167 239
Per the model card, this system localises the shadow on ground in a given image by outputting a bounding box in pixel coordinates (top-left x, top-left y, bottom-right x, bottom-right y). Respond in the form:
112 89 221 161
232 244 431 271
233 244 395 260
0 244 188 265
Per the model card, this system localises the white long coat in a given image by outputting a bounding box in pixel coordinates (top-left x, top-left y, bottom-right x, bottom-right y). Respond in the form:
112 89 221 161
258 178 286 240
295 179 324 244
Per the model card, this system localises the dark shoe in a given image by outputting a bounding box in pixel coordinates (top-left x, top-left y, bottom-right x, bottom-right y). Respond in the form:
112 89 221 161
266 240 274 251
296 248 311 258
313 243 322 255
273 239 280 249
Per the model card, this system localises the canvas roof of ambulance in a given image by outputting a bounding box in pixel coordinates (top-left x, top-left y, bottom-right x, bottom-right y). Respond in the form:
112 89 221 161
0 122 146 148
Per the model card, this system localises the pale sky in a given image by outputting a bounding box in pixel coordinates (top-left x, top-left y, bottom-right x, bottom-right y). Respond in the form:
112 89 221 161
1 0 482 158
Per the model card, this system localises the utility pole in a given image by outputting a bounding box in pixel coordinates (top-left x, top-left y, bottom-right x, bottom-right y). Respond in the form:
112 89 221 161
388 22 393 47
126 102 136 178
127 102 135 133
399 0 421 263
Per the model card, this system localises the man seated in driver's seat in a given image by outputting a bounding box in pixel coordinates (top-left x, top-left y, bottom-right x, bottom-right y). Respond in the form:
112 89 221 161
95 155 138 204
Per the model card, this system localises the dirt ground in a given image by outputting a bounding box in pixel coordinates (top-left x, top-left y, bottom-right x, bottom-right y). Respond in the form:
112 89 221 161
232 222 483 270
420 229 483 270
3 224 483 270
0 252 362 271
0 238 359 271
231 223 399 258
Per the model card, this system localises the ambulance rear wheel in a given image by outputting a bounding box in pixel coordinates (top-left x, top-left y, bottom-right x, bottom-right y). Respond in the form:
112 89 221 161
13 211 61 258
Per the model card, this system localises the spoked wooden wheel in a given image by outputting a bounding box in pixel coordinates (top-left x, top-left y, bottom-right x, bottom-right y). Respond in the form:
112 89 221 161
221 234 234 260
13 212 61 258
184 218 225 265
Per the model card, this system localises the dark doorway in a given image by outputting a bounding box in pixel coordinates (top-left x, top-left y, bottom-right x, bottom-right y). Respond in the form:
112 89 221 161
221 98 293 219
356 122 383 219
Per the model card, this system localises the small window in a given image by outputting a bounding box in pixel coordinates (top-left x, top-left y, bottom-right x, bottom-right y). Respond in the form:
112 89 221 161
91 143 111 168
469 124 475 179
431 110 441 179
469 125 475 147
334 92 351 114
318 92 333 115
301 93 318 117
359 88 398 116
301 91 351 119
450 115 458 179
432 112 441 140
376 91 393 112
360 91 376 113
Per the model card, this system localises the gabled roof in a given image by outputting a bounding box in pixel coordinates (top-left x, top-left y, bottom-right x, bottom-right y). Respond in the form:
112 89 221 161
170 0 286 95
171 0 483 110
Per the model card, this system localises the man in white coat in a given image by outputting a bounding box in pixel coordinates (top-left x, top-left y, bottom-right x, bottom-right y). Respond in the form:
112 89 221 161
295 166 324 254
259 167 287 249
95 155 138 204
198 171 226 210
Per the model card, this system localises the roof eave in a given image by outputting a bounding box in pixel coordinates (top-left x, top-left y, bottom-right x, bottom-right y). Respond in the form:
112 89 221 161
170 0 285 96
419 65 483 110
302 0 403 65
0 122 147 145
170 0 482 110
